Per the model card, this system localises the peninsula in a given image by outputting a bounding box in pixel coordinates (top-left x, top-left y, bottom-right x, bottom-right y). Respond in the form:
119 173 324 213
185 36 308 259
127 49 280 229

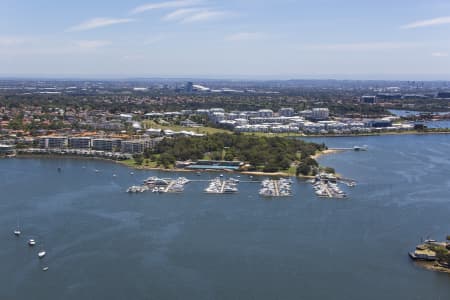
409 237 450 274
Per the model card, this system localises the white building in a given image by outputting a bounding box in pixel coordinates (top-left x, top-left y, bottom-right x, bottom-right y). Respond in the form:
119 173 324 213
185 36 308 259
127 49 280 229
121 139 153 154
258 109 274 118
279 108 295 117
311 108 329 120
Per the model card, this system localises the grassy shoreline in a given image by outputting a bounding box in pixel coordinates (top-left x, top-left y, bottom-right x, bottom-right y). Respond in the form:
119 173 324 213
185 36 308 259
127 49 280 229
14 153 322 178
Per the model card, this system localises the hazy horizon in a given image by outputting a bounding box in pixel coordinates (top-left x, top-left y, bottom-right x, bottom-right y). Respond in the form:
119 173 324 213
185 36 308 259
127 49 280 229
2 73 450 82
2 0 450 79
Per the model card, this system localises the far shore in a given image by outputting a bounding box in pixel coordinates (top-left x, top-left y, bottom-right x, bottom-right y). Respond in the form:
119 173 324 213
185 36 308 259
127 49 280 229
311 149 345 159
298 130 450 138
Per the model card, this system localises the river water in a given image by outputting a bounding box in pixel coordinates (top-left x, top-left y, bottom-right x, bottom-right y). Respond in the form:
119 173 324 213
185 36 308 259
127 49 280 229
1 134 449 299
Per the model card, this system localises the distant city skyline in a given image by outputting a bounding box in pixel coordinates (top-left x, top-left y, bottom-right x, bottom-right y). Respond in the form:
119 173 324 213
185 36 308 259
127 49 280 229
2 0 450 80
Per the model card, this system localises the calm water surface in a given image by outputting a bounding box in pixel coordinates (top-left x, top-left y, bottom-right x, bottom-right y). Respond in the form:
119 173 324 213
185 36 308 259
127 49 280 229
1 134 449 300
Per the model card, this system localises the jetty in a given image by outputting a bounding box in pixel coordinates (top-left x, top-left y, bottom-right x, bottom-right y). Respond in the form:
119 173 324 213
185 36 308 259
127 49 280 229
329 145 368 151
310 173 348 198
259 178 292 197
127 176 190 194
204 177 239 194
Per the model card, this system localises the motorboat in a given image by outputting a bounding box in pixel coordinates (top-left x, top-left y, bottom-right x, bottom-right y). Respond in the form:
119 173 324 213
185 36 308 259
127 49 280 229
38 250 46 258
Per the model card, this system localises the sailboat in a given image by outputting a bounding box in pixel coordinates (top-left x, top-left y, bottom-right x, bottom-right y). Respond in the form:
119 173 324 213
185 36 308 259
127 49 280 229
28 239 36 246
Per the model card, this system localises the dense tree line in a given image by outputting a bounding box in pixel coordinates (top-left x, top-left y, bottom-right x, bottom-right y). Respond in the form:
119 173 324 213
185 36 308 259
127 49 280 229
144 133 325 172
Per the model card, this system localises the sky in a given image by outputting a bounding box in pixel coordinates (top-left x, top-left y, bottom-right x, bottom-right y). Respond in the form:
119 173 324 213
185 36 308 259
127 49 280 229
2 0 450 80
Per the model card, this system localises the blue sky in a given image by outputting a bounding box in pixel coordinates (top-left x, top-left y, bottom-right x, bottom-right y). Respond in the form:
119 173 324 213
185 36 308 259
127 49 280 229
2 0 450 79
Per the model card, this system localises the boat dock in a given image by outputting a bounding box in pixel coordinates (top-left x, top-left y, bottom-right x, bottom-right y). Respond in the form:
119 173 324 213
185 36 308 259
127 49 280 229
329 145 368 151
311 173 348 198
204 177 239 194
259 178 292 197
127 176 190 194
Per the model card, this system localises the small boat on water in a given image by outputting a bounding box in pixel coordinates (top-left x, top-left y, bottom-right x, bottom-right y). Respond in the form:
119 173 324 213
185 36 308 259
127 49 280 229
353 145 368 151
13 220 21 236
38 250 46 258
42 267 49 271
28 239 36 246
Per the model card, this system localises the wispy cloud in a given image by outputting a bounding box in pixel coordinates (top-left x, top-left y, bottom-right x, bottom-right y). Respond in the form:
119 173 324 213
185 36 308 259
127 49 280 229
432 52 449 57
299 42 419 51
181 9 231 23
73 40 112 50
67 18 134 32
401 16 450 29
162 8 203 21
130 0 202 15
225 32 266 41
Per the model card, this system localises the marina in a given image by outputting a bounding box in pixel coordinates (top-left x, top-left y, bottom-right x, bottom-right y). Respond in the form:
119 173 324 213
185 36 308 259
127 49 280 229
259 178 293 197
127 176 191 194
204 177 239 194
310 173 349 198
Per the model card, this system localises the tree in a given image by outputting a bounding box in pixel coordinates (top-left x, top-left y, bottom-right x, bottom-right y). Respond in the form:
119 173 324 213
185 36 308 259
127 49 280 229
133 154 144 165
157 153 176 168
322 167 335 174
296 163 311 176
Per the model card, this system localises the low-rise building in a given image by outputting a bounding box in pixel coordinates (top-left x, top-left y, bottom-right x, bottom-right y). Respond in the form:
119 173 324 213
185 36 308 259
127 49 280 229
92 138 122 152
279 107 295 117
311 108 330 121
69 137 92 149
121 139 161 154
0 144 15 155
258 109 274 118
39 136 68 149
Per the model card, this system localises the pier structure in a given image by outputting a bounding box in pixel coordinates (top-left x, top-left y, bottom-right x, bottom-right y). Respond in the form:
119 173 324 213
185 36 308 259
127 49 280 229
259 178 292 197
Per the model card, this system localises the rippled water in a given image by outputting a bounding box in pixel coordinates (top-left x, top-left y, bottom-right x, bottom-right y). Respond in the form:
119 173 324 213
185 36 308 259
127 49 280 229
1 134 449 300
